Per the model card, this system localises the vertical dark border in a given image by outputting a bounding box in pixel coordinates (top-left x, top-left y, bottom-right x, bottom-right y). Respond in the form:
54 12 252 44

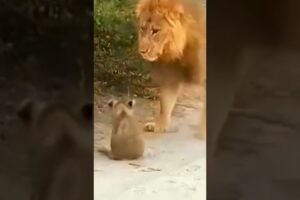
0 0 94 199
207 1 300 199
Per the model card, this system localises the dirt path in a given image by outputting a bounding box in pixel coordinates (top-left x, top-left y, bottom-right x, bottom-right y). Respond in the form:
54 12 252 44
94 85 206 200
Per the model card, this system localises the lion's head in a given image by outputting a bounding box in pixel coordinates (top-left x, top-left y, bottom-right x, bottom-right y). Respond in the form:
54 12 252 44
136 0 199 63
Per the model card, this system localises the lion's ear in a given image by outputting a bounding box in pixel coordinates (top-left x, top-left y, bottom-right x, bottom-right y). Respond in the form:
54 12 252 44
172 1 185 15
174 2 184 14
159 0 185 14
136 0 150 18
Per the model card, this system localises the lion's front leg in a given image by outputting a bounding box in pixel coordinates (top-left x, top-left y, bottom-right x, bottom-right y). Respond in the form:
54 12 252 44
145 83 181 133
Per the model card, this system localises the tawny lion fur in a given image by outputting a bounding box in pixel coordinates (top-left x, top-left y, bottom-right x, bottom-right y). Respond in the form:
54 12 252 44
98 99 145 160
136 0 206 138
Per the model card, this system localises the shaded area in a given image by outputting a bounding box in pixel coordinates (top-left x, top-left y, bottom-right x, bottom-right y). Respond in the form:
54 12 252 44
0 0 93 199
208 1 300 199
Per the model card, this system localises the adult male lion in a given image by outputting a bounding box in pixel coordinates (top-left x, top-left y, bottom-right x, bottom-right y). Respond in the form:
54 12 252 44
136 0 206 137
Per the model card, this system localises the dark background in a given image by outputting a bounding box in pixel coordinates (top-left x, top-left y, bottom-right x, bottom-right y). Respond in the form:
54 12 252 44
208 1 300 199
0 0 93 199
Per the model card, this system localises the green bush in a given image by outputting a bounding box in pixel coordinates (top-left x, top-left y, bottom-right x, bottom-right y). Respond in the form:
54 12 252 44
94 0 150 95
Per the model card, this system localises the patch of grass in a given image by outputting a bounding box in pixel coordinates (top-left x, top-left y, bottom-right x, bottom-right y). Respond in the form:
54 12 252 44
94 0 151 96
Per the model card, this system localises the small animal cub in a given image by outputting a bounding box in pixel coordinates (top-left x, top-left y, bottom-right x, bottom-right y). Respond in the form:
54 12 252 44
98 99 145 160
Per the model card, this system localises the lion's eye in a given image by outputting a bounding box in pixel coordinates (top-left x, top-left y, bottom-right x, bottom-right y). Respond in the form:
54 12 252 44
152 28 160 35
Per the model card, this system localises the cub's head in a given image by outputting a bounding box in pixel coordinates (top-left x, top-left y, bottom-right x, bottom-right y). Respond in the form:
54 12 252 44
108 99 135 118
136 0 189 62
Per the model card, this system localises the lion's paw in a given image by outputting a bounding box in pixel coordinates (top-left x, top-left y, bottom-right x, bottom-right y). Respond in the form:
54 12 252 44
144 121 167 133
144 122 155 132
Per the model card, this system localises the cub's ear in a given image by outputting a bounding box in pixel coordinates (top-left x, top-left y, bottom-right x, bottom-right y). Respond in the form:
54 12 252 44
81 102 93 121
17 98 34 122
127 99 135 108
108 100 117 108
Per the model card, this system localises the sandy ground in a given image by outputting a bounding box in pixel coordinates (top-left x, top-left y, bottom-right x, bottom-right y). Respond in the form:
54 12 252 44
94 86 206 200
